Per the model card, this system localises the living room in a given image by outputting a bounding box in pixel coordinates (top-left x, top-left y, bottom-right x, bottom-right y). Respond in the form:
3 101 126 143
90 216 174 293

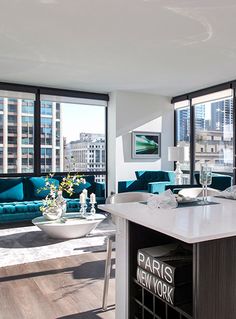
0 1 236 319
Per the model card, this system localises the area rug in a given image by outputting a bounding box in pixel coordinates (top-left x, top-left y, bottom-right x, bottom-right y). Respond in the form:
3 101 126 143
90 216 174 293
0 219 115 268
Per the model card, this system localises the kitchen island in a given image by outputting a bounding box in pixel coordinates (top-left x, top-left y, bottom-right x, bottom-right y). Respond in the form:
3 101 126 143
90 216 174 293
99 197 236 319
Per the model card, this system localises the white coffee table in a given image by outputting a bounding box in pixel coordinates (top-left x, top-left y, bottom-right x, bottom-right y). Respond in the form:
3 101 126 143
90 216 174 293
32 213 105 239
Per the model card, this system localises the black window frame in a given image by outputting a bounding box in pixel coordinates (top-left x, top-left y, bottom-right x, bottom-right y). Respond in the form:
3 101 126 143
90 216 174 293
0 82 109 193
172 80 236 184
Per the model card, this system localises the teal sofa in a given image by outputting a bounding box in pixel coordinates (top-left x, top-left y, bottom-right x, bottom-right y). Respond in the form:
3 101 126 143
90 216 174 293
0 175 105 224
165 172 232 193
118 170 175 194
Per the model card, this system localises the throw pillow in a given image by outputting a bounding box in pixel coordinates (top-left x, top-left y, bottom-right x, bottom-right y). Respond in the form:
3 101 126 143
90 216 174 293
28 177 60 200
0 178 24 202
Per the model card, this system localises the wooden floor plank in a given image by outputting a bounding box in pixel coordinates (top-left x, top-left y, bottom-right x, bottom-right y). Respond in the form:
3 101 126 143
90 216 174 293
0 251 115 319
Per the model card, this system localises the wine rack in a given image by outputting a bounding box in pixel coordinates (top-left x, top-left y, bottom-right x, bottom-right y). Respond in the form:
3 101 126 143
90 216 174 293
129 221 193 319
131 278 192 319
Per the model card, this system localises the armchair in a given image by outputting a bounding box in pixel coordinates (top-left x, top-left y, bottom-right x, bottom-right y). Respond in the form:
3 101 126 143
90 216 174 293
118 170 175 194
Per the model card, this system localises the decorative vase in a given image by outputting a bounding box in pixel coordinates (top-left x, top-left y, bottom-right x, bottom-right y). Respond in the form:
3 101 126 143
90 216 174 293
55 191 67 217
43 206 63 221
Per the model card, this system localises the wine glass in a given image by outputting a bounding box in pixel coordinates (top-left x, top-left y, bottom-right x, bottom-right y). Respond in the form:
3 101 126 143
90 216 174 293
199 164 212 204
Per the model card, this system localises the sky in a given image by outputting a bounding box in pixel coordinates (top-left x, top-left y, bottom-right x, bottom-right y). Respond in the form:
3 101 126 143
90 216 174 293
61 103 105 143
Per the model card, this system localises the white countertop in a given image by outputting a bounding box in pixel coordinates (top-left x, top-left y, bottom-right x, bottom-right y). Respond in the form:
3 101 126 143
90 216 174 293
99 197 236 243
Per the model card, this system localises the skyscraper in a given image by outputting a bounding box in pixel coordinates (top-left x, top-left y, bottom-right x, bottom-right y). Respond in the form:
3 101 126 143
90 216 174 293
211 98 233 131
40 101 63 172
0 97 63 173
176 107 190 142
195 104 205 130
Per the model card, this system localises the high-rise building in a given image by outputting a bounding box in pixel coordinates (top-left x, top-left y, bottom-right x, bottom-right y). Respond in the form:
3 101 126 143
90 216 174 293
40 101 63 172
64 133 106 182
195 104 205 130
0 97 63 173
176 107 190 142
211 98 233 131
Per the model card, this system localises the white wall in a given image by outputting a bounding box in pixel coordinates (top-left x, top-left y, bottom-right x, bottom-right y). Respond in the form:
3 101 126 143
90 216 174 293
107 92 117 195
108 91 174 194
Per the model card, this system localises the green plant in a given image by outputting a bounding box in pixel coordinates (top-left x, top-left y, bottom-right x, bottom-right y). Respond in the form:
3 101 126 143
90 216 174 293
39 173 86 213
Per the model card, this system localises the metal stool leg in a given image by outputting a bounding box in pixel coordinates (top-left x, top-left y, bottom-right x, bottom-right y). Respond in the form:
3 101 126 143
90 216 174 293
102 236 113 310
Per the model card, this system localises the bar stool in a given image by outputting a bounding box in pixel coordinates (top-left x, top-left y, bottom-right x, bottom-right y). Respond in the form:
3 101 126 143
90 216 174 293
102 191 154 310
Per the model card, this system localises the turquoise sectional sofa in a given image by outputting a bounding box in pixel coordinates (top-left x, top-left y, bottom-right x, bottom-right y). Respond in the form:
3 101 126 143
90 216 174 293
118 170 175 194
0 175 105 223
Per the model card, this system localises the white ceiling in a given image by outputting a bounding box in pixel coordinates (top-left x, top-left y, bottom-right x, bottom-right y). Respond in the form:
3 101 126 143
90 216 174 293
1 0 236 96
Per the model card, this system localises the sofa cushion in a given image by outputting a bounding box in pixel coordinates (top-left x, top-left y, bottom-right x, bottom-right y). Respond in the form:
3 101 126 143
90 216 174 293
64 181 92 199
28 177 60 200
0 200 43 214
194 173 232 191
135 171 170 183
0 178 24 202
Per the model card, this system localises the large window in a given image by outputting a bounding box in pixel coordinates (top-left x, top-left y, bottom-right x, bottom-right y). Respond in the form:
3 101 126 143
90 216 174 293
40 95 106 182
193 90 233 172
174 88 234 180
0 86 108 183
0 91 35 173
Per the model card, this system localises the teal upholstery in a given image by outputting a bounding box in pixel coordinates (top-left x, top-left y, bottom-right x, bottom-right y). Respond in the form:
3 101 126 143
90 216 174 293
0 178 24 202
165 173 232 194
194 172 232 191
28 177 60 200
118 179 147 193
135 170 170 182
0 175 105 224
64 178 92 199
118 171 175 194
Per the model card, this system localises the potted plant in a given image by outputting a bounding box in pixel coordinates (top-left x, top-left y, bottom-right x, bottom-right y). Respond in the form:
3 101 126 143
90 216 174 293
39 173 86 221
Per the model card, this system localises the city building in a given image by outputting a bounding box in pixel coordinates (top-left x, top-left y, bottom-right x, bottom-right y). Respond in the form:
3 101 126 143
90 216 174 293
195 130 233 171
40 100 63 172
211 98 233 131
176 107 190 142
195 104 206 130
177 97 234 173
0 97 63 173
64 133 106 182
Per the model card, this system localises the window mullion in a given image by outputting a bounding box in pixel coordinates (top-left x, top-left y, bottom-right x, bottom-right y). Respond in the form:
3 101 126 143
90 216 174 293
190 98 195 184
34 89 41 176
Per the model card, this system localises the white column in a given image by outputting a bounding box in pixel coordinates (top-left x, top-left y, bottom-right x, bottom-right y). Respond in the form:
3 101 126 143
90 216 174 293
3 98 8 173
17 99 22 173
107 92 117 194
52 102 56 171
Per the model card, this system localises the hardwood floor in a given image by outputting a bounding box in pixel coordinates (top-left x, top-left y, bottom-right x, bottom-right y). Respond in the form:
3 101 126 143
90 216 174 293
0 252 115 319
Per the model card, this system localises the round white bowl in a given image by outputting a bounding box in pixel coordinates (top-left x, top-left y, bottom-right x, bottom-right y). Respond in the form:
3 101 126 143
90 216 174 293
32 213 105 239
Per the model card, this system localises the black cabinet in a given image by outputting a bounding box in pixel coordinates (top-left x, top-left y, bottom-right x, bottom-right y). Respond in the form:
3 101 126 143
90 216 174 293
129 221 236 319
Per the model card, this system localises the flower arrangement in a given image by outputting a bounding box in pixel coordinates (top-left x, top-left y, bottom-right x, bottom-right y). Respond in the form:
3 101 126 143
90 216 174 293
39 173 86 214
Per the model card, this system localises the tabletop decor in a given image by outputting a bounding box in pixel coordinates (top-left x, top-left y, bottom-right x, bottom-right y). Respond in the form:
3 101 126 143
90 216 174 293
147 190 178 210
168 146 189 185
39 173 86 221
199 164 212 203
218 185 236 199
89 193 96 216
79 192 97 217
